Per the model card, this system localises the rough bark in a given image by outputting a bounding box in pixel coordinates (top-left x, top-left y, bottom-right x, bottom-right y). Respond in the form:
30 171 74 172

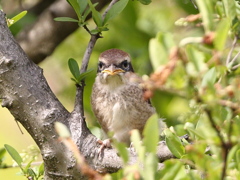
0 9 174 180
16 0 110 64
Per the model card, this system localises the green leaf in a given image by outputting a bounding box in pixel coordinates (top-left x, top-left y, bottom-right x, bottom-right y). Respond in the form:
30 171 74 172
149 32 175 70
103 0 129 25
54 122 71 138
201 67 217 88
113 141 129 164
184 123 205 140
196 0 214 32
54 17 79 23
82 3 98 22
143 113 159 154
27 168 36 178
236 149 240 171
142 153 158 180
78 0 88 14
23 159 34 174
38 163 44 177
185 45 207 74
87 0 103 27
4 144 23 167
222 0 236 22
130 129 145 161
68 58 81 81
164 129 185 158
77 68 94 81
67 0 81 20
214 19 230 51
137 0 152 5
8 11 27 27
0 148 6 159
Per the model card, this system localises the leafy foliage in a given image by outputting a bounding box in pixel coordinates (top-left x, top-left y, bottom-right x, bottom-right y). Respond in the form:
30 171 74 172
68 58 93 85
3 145 43 180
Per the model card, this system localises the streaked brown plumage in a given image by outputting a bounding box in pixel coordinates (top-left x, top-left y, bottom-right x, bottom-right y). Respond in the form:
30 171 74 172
91 49 155 146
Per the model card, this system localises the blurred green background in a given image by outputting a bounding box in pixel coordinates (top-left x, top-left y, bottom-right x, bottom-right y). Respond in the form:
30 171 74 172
0 0 197 178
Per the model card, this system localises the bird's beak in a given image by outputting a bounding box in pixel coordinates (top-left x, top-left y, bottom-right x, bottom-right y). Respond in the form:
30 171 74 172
102 66 125 75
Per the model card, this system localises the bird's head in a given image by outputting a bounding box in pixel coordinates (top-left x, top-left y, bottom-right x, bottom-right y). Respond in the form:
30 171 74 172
96 49 134 86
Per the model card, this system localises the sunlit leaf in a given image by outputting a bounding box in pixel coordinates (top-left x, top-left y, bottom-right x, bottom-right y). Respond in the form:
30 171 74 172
103 0 129 24
214 19 230 51
54 122 71 138
142 153 158 180
113 141 129 164
143 113 159 154
0 148 6 159
38 163 44 176
130 129 145 161
149 32 175 70
4 144 23 167
184 123 205 140
196 0 214 32
222 0 236 22
164 129 185 158
201 67 217 88
8 11 27 27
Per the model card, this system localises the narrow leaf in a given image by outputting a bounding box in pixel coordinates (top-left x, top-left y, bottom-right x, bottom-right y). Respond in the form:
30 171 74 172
67 0 81 20
214 19 230 51
78 0 88 14
143 113 159 154
87 0 103 27
222 0 236 22
130 129 145 161
184 124 205 140
4 144 23 167
77 68 94 81
54 17 79 22
68 58 81 80
0 148 6 159
201 67 217 88
164 129 185 158
38 163 44 176
8 11 27 27
113 141 129 164
196 0 214 32
103 0 129 24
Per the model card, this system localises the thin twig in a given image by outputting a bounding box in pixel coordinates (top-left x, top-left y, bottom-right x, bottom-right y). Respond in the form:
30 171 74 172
232 63 240 70
73 0 121 115
230 50 240 64
226 36 238 66
204 108 231 180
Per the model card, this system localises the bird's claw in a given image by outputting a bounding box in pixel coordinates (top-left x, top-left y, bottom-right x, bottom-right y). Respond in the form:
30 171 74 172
97 139 112 155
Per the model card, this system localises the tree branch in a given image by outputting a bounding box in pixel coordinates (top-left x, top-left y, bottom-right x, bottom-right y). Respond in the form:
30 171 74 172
0 8 174 179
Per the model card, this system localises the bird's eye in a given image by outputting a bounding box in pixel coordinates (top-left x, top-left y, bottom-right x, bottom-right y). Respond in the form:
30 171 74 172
121 60 129 69
98 62 105 71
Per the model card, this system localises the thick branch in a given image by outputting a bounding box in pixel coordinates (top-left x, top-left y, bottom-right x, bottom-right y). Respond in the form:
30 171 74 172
0 9 174 180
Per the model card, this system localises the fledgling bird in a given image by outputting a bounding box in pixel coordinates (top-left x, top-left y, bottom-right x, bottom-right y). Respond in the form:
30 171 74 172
91 49 156 147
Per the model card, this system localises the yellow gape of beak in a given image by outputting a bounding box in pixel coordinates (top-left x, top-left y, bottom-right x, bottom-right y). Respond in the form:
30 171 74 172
102 69 125 75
